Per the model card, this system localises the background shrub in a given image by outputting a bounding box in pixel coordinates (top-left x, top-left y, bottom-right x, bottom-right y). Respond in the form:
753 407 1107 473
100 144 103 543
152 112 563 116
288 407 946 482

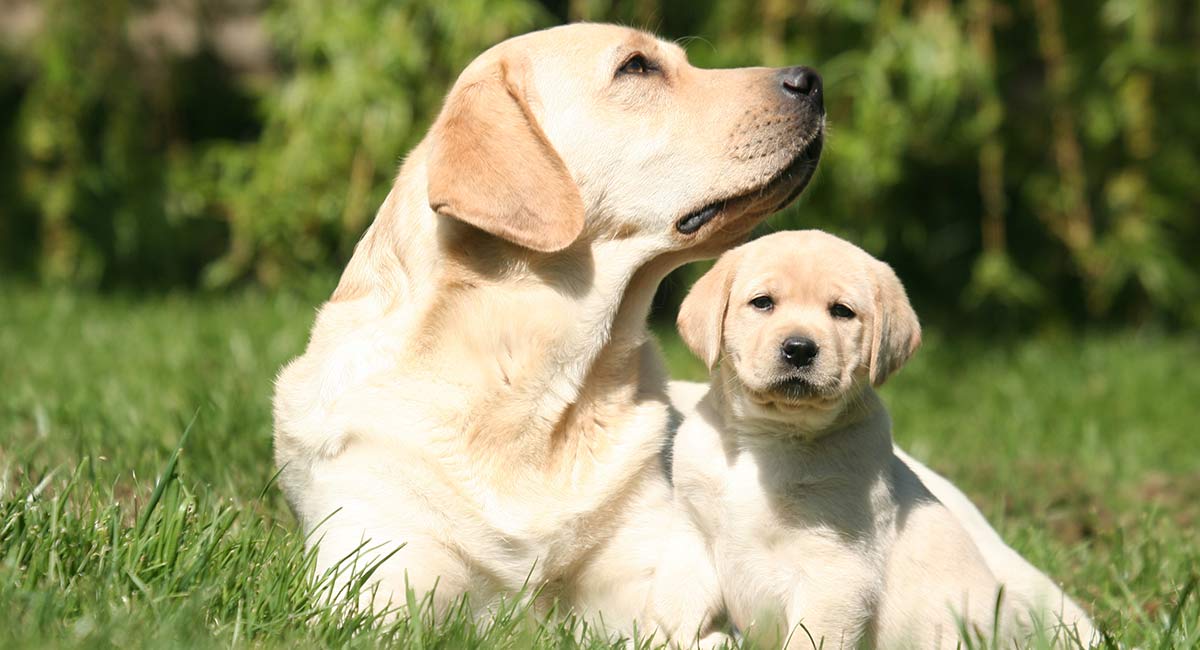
1 0 1196 328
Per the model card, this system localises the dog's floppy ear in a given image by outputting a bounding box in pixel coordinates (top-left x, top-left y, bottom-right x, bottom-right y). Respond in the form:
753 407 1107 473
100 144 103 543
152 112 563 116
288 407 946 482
427 58 585 253
868 260 922 386
677 248 745 369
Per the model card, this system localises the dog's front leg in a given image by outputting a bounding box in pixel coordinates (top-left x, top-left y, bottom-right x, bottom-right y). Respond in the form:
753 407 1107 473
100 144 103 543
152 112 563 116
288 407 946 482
776 558 878 650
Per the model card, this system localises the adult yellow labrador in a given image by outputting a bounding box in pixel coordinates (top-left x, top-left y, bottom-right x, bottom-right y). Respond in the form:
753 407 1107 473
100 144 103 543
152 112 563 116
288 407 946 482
273 22 824 643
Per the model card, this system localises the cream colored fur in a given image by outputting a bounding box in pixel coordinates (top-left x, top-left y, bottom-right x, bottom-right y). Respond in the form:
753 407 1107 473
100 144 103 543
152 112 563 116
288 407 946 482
894 447 1101 646
670 231 1098 648
272 23 824 646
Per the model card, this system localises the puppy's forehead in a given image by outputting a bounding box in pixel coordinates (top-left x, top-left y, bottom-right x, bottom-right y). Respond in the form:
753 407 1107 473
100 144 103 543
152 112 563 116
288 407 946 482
734 234 876 298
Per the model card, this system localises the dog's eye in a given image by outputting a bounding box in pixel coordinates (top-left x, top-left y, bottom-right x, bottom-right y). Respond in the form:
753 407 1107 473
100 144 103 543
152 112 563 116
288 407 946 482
749 295 774 311
617 54 655 76
829 303 856 319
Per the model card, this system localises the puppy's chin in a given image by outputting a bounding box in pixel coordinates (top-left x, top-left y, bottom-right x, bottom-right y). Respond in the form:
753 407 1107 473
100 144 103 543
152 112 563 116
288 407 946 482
766 376 841 403
721 370 852 436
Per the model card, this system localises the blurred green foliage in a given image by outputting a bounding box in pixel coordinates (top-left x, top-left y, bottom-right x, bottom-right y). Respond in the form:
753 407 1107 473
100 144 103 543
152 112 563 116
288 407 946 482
1 0 1197 328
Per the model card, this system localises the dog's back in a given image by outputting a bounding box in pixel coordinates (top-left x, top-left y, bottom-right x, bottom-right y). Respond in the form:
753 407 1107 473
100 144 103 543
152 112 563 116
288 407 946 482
874 454 1019 648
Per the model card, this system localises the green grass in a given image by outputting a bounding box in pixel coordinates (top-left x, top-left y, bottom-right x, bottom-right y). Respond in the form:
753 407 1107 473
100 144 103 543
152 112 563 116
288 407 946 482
2 285 1197 648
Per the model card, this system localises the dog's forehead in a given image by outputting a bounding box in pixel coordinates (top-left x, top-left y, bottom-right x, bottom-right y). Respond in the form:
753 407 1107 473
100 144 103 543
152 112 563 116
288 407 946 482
491 24 676 66
735 235 875 299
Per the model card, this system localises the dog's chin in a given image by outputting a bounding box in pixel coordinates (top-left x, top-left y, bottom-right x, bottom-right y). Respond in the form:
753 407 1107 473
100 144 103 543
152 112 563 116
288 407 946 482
674 129 824 245
744 377 845 416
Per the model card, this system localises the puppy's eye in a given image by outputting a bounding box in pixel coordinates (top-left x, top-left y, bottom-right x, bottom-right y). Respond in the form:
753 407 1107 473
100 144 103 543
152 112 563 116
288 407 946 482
829 303 856 319
749 295 774 311
617 54 655 76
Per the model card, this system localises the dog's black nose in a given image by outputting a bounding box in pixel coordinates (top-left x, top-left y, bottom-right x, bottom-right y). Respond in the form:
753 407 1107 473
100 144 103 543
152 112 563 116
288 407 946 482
779 66 822 108
781 336 819 367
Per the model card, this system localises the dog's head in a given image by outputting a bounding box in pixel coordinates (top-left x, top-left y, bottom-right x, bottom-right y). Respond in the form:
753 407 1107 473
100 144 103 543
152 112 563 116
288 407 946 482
426 23 824 257
678 231 920 431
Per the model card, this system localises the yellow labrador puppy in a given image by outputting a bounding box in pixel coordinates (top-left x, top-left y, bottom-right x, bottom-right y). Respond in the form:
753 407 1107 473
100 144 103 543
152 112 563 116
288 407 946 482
273 23 824 643
673 231 1027 648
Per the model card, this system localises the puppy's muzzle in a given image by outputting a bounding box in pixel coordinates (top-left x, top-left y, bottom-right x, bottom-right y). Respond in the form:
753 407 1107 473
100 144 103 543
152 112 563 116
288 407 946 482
781 336 819 368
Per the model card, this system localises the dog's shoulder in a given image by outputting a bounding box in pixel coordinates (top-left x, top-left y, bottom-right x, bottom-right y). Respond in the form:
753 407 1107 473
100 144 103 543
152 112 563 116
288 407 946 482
666 379 709 413
668 382 737 509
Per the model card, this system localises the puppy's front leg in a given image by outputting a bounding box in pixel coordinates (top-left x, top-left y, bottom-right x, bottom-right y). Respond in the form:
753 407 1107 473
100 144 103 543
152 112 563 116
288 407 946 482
779 556 878 650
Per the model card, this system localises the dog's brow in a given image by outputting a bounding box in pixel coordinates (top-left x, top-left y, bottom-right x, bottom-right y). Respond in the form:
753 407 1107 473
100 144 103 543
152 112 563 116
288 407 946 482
625 32 660 51
619 32 678 65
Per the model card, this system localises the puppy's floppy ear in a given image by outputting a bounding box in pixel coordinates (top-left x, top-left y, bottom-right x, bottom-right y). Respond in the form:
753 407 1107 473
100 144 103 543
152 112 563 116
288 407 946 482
427 59 584 253
677 248 745 369
868 260 922 386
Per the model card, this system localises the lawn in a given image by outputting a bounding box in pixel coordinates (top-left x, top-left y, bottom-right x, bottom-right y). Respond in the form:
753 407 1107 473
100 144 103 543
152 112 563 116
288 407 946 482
1 285 1197 648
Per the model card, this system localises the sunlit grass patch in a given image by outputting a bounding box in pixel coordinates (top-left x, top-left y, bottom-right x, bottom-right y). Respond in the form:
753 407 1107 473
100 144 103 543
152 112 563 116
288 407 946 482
1 287 1196 647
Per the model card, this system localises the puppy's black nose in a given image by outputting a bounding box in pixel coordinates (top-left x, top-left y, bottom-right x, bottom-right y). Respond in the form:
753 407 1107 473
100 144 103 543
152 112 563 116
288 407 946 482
779 66 822 109
781 336 819 367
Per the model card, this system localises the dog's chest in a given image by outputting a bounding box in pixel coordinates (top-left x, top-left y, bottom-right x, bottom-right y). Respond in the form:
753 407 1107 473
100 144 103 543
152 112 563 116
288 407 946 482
712 446 892 609
721 451 853 552
727 446 867 525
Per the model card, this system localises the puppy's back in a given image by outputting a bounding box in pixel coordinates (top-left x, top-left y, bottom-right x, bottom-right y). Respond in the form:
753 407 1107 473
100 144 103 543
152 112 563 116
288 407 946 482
873 456 1019 648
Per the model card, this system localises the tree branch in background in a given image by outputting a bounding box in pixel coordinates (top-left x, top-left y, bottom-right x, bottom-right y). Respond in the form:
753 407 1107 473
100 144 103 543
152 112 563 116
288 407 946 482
1030 0 1098 289
969 0 1006 258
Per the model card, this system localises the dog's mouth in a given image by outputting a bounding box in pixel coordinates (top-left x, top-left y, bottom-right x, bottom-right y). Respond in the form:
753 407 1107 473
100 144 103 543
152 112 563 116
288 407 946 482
746 376 842 411
675 131 824 236
676 202 723 235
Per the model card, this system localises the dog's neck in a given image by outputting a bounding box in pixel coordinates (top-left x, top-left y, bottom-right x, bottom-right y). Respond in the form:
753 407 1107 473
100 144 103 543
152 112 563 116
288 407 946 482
328 149 678 481
429 224 663 436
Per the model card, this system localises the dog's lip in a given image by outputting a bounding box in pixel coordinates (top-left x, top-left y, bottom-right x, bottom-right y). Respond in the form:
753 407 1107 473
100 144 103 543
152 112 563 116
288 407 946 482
675 130 824 235
676 202 725 234
773 376 828 395
751 376 841 409
768 133 824 212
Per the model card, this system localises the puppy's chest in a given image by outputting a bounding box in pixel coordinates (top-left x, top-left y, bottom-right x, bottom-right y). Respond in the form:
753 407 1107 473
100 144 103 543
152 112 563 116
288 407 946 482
711 450 893 621
717 450 891 558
